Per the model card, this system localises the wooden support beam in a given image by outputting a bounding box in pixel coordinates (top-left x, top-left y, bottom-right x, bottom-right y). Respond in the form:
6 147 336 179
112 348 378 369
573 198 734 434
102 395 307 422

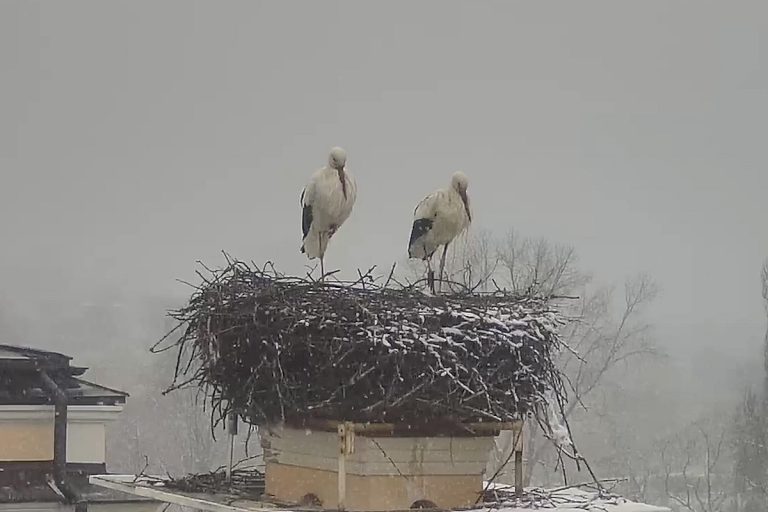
287 418 523 438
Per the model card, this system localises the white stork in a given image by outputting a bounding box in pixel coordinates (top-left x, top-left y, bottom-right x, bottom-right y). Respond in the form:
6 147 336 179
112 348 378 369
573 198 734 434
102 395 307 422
408 172 471 293
300 147 357 279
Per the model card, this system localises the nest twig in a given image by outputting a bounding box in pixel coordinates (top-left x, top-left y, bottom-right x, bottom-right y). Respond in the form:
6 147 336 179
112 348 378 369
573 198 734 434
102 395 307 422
163 467 265 497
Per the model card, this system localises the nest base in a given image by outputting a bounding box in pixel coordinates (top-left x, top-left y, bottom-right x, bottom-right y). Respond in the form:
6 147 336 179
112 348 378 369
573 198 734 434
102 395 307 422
261 422 520 511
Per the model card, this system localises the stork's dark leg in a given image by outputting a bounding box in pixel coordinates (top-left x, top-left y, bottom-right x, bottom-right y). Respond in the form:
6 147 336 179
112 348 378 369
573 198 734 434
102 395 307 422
438 243 449 294
317 231 325 282
426 258 435 294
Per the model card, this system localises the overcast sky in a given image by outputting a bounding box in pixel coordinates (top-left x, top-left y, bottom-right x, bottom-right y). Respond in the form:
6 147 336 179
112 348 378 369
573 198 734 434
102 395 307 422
2 1 767 375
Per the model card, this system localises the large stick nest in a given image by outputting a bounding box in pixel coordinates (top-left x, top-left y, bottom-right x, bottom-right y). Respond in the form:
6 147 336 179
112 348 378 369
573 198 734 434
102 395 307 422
155 258 570 429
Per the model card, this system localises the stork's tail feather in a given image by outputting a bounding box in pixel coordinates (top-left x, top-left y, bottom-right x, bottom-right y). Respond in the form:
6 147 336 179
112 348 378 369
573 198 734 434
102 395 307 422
302 231 322 260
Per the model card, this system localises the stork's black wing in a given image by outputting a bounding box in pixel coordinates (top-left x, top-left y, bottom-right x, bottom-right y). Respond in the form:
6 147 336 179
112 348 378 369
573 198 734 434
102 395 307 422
300 188 313 237
408 218 433 250
302 204 313 239
299 187 313 254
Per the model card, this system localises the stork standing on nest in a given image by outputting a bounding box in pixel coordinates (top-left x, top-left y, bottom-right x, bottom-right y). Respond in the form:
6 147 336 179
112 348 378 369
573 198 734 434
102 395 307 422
408 172 471 293
300 147 357 280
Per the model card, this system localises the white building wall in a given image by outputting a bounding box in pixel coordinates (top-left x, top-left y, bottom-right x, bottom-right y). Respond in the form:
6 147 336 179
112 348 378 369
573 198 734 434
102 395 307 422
0 405 122 464
67 422 106 464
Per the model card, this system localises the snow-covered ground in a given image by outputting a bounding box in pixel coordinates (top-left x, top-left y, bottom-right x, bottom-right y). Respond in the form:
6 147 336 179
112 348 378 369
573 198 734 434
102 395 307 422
88 475 671 512
481 485 670 512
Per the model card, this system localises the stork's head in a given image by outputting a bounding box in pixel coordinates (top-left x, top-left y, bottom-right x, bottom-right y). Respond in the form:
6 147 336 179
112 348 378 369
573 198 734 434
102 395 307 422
451 171 469 193
451 171 471 222
329 147 347 171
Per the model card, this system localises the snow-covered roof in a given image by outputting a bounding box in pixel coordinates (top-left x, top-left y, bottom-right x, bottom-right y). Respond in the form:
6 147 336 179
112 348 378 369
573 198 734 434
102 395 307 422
0 343 128 406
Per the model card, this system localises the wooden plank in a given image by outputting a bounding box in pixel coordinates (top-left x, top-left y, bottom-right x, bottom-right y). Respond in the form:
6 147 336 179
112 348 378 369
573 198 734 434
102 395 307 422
266 426 497 458
285 418 522 438
369 436 495 454
271 452 488 476
263 425 497 475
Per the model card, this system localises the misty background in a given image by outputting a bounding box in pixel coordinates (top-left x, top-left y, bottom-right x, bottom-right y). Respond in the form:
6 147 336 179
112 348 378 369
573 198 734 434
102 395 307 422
2 1 768 508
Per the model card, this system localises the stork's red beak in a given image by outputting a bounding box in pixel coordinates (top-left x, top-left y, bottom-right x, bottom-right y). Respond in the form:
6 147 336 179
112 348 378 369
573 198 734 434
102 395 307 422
337 168 348 199
459 189 471 222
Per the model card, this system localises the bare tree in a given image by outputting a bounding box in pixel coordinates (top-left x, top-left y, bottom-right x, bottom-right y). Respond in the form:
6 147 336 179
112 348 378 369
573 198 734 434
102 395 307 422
561 274 659 415
451 229 498 292
661 419 731 512
496 230 587 297
92 295 260 476
732 389 768 512
728 260 768 512
407 228 585 297
761 259 768 408
520 273 659 485
437 230 659 486
109 349 258 476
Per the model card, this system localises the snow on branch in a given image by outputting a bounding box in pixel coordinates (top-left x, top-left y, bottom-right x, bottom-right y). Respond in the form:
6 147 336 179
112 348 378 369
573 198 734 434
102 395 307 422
154 256 571 430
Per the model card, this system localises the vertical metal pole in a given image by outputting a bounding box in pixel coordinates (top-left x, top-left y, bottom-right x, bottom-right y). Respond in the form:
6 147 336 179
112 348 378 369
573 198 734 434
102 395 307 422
338 423 347 511
514 422 524 498
337 422 355 511
226 413 238 484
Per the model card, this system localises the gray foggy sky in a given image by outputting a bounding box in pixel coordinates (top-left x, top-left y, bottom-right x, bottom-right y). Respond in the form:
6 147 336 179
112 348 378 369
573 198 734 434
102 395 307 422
2 1 767 366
